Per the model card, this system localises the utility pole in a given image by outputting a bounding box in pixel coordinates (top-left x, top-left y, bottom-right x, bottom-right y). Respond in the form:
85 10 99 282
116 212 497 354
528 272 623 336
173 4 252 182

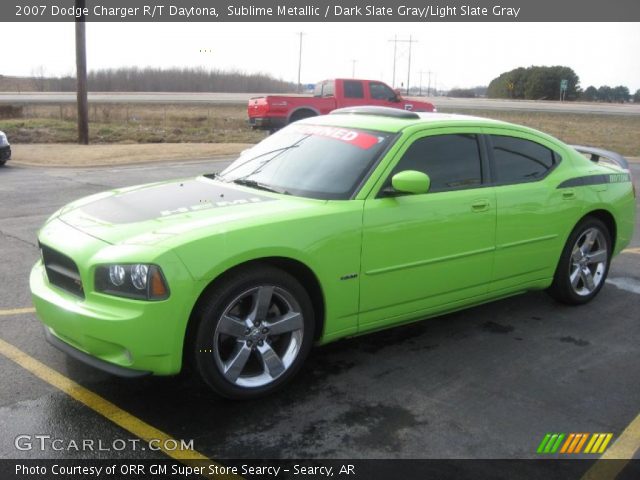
297 32 304 93
389 35 397 87
389 35 417 93
418 70 433 96
351 60 357 78
75 0 89 145
406 34 413 96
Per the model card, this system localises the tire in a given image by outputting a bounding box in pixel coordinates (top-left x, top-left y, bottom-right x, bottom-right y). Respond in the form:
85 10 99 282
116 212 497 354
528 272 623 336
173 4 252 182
0 161 6 167
288 110 316 125
193 265 315 399
547 217 612 305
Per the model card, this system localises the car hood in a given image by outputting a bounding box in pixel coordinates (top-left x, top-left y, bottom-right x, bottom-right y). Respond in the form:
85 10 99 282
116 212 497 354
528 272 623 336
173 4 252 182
56 176 321 246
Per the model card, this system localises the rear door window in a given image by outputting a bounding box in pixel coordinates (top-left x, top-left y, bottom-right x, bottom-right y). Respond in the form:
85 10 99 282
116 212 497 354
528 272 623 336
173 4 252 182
490 135 558 184
343 81 364 99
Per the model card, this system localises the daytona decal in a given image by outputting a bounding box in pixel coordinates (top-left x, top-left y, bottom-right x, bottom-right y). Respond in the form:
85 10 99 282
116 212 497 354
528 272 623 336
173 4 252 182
557 173 631 188
289 124 380 149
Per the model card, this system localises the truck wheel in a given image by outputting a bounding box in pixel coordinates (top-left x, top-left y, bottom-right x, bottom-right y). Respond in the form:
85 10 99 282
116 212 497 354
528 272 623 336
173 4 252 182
289 109 317 124
193 265 315 399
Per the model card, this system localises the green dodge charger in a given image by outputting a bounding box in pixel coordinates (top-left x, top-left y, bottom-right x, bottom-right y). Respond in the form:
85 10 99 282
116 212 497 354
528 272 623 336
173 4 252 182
30 107 636 398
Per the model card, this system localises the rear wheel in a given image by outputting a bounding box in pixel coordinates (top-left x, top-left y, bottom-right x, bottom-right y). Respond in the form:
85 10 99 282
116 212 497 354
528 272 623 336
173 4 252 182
288 109 316 125
547 217 611 305
193 266 314 399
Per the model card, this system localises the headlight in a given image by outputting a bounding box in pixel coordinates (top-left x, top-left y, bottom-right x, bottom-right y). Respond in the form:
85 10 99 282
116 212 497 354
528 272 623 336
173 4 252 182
109 265 126 286
0 133 7 146
95 264 169 300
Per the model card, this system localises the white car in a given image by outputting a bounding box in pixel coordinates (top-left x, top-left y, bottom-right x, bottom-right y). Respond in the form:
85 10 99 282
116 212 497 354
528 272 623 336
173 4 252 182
0 131 11 166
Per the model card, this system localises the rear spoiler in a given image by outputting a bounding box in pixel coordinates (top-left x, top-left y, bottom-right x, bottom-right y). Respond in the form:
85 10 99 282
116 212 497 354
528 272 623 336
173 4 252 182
571 145 629 171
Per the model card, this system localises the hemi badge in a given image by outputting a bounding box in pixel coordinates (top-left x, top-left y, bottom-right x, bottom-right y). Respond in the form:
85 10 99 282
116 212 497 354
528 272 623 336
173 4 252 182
340 273 358 281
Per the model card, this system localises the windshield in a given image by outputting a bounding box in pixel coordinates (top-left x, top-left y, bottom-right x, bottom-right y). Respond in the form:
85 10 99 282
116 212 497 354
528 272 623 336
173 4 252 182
216 124 394 200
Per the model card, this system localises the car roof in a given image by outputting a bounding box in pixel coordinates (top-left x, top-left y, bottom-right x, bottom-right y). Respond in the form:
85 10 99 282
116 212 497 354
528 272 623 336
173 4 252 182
299 111 513 133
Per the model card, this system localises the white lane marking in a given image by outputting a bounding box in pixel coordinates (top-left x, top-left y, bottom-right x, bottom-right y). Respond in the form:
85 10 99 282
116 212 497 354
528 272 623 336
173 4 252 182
606 277 640 295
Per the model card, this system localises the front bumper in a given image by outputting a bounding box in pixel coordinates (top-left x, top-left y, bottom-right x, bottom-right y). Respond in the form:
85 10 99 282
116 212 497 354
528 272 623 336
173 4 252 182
248 116 287 130
29 217 197 376
44 326 151 377
31 260 185 376
0 145 10 161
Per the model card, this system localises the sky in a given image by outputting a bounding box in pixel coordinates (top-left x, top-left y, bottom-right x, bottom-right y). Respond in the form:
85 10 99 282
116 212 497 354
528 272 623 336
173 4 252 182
2 22 639 91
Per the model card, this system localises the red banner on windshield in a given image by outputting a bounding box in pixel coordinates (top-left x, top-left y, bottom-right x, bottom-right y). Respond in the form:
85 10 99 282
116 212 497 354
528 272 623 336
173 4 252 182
290 125 380 149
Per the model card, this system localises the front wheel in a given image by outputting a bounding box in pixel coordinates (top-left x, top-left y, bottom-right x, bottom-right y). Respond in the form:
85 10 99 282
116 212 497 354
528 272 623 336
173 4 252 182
193 266 314 399
547 217 611 305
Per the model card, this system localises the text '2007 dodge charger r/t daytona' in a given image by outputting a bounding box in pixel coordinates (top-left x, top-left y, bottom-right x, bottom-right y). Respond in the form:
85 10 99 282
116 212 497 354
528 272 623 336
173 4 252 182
30 107 635 398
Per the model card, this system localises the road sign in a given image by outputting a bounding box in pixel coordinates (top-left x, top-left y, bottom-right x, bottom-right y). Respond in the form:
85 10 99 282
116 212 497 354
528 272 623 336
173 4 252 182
559 79 569 102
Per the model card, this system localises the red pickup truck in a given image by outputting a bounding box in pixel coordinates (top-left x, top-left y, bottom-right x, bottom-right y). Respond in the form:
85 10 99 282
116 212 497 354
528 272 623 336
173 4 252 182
248 78 436 131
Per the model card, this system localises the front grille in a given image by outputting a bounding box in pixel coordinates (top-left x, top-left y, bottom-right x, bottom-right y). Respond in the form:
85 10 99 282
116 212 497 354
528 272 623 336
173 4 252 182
40 243 84 298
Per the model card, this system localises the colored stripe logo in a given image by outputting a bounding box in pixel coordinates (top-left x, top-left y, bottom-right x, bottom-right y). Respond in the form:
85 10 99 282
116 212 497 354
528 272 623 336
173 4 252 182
537 433 613 454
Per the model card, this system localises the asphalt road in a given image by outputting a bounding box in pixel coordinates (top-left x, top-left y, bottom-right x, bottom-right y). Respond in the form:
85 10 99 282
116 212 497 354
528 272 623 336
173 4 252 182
1 92 639 116
0 159 638 466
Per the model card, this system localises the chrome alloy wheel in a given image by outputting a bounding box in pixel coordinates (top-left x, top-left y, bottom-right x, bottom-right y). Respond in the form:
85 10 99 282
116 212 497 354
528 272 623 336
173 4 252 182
213 285 304 388
569 227 608 297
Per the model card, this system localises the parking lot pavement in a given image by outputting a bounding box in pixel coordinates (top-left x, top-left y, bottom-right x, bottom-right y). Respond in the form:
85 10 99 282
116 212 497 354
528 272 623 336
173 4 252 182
0 160 638 463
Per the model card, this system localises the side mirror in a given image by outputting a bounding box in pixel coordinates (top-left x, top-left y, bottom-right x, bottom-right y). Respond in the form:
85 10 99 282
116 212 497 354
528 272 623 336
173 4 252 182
393 88 403 102
390 170 430 195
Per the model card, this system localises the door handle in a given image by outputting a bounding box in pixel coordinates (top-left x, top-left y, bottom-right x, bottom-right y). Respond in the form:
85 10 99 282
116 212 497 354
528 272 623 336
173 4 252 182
562 189 576 200
471 199 490 212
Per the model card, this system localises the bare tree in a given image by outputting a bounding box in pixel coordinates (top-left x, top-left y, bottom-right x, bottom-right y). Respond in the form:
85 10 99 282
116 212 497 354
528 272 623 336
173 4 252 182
31 65 47 92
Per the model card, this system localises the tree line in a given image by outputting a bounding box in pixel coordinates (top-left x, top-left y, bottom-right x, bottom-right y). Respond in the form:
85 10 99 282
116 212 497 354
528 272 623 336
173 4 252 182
447 86 487 98
2 67 296 93
486 65 638 102
581 85 639 103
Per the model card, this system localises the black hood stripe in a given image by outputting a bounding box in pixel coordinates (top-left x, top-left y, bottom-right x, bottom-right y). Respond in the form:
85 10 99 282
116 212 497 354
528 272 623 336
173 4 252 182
80 179 275 224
